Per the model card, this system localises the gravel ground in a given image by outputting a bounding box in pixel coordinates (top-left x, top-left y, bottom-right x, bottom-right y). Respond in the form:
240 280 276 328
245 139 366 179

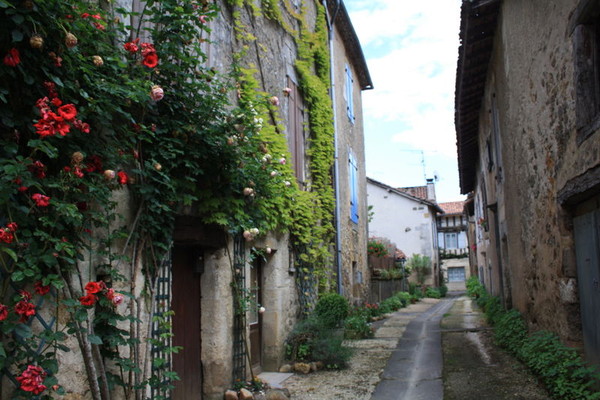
283 300 440 400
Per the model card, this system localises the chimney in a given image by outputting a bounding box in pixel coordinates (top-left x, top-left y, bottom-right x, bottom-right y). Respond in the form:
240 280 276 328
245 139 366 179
426 178 436 202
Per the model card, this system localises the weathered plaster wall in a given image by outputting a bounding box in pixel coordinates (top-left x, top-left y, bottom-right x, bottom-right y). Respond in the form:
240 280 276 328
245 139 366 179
201 244 235 399
252 233 298 372
483 0 586 342
367 182 436 286
333 22 369 303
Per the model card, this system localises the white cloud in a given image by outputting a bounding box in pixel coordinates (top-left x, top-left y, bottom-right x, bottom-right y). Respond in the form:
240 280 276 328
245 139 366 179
345 0 463 199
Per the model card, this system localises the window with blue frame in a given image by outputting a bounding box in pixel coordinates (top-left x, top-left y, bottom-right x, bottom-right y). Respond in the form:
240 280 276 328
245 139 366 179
345 64 355 124
349 150 359 223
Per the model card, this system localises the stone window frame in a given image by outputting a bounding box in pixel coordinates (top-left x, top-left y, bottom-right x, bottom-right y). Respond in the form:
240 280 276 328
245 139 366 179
571 0 600 145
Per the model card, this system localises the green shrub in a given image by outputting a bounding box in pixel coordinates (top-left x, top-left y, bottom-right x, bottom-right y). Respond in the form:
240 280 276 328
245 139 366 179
368 239 388 257
482 295 503 324
406 254 432 285
380 296 403 313
478 284 600 400
408 282 423 297
311 335 353 369
494 309 527 354
394 291 411 306
466 276 485 298
425 287 441 299
285 316 352 369
344 315 373 339
314 292 349 329
439 284 448 297
363 303 384 318
519 331 600 400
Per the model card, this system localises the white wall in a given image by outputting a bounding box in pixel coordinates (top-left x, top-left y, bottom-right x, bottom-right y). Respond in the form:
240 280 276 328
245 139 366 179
367 182 436 260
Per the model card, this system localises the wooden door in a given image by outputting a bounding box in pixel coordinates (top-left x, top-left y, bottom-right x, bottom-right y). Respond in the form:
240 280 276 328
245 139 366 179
574 207 600 367
172 245 203 400
249 259 263 372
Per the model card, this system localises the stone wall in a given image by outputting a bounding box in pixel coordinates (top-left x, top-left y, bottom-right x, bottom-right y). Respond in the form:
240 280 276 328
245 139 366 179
333 16 370 304
478 0 585 342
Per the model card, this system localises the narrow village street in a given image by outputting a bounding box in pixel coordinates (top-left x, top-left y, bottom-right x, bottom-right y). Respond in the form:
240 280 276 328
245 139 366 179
279 294 550 400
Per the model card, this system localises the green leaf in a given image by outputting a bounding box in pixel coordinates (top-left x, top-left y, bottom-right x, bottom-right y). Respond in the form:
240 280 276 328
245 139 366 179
11 29 23 42
88 334 103 345
50 75 64 87
1 247 17 262
11 14 23 24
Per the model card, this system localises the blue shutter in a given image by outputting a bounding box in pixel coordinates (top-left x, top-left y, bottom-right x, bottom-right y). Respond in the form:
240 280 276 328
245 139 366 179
346 65 355 123
349 151 359 223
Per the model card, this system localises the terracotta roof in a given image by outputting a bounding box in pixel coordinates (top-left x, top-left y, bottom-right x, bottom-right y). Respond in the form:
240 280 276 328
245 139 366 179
439 201 465 215
367 177 444 213
395 249 407 260
398 186 428 200
455 0 501 194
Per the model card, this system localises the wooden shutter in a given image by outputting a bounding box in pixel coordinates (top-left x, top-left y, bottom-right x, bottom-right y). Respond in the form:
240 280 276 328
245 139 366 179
349 151 359 223
345 65 355 123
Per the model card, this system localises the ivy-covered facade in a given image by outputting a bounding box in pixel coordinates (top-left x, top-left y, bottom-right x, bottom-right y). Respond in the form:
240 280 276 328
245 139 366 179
0 0 371 399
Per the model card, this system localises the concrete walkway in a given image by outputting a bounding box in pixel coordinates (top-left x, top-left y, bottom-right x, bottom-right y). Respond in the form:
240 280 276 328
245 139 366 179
370 296 457 400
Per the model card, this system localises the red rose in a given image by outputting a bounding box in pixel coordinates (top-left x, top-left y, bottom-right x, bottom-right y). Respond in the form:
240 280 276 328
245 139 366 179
84 281 103 294
74 119 90 133
32 193 50 207
0 229 14 244
58 104 77 121
85 155 103 172
142 52 158 68
79 293 97 306
81 12 90 18
51 97 62 107
14 300 35 322
7 222 17 232
16 365 47 395
28 160 46 179
0 304 8 320
34 281 51 295
141 42 155 56
124 38 139 53
3 48 20 67
117 171 129 185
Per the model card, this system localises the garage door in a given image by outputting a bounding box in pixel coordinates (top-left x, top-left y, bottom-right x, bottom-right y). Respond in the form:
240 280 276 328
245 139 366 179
448 267 466 282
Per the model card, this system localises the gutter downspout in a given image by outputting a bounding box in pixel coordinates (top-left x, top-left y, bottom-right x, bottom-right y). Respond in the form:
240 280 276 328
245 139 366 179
324 0 343 295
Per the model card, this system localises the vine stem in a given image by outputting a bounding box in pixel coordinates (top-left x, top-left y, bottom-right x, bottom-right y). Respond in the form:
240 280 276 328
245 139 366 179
61 272 104 400
224 237 257 383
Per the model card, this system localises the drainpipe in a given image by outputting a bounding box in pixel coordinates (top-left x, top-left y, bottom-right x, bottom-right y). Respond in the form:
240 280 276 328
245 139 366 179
323 0 343 295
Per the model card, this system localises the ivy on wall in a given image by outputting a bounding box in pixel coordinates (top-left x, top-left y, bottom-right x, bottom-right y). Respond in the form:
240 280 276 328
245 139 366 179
0 0 337 397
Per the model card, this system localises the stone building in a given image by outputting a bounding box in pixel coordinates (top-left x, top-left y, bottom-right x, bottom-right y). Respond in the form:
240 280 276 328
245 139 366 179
327 1 373 304
437 201 470 291
0 1 372 400
142 1 374 398
455 0 600 366
367 177 442 286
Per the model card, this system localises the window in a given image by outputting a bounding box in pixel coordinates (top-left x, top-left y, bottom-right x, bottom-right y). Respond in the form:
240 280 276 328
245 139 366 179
444 232 458 249
572 3 600 143
345 64 355 123
286 77 306 184
349 150 359 223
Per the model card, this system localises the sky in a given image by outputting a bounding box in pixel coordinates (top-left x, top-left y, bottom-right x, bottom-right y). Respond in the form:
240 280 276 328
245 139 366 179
344 0 464 203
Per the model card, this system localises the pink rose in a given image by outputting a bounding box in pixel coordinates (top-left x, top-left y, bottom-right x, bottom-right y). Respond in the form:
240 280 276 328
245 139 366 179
150 85 164 101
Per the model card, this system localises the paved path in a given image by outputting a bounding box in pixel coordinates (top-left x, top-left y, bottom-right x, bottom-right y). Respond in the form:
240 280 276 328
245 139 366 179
370 296 457 400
